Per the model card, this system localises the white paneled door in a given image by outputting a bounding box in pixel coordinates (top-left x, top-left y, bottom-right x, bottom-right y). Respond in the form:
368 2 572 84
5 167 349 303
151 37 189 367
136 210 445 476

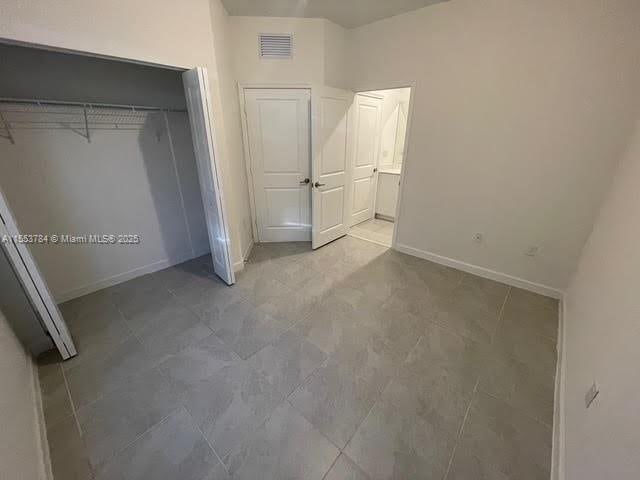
350 94 382 226
244 89 312 242
183 68 235 285
311 87 354 249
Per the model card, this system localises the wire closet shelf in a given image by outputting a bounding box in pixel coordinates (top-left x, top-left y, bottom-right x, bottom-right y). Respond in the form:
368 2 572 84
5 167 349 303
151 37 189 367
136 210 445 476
0 97 187 144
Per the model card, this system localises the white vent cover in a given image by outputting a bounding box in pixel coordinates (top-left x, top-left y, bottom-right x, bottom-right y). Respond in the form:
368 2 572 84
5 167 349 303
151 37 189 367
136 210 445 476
259 34 293 59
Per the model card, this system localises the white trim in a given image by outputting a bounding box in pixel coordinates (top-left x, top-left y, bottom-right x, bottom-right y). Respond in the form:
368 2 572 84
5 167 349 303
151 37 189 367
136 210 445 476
347 230 391 248
353 80 418 93
55 252 196 303
375 213 395 222
233 260 245 272
234 239 254 272
238 84 260 243
356 92 384 100
552 298 567 480
395 242 564 299
243 238 254 261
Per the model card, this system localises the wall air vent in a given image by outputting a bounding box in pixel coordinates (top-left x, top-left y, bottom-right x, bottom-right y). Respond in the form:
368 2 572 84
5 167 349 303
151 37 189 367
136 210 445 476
259 34 293 59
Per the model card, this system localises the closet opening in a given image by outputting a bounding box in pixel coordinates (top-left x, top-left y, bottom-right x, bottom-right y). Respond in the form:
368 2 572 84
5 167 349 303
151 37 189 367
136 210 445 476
0 42 233 359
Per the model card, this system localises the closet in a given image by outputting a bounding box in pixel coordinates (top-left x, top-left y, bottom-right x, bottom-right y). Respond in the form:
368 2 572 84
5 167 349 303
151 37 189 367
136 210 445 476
0 43 231 357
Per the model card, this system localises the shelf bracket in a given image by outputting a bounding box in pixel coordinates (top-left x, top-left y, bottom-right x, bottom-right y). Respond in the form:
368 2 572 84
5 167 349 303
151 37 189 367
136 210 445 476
83 106 91 143
0 111 14 144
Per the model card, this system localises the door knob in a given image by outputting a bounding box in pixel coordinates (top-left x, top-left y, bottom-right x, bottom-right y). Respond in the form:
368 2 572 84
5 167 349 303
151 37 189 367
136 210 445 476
299 178 310 184
373 168 378 173
314 181 326 188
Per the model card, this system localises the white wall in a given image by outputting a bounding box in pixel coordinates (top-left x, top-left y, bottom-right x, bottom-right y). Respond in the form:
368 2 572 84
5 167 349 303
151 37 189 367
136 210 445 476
229 16 326 85
0 0 253 270
228 16 349 90
0 309 48 480
208 2 254 265
0 111 208 301
323 20 350 89
0 0 214 70
561 119 640 479
348 0 640 292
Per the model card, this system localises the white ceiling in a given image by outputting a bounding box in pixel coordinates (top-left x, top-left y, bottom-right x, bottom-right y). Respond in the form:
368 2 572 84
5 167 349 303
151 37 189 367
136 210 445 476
221 0 448 29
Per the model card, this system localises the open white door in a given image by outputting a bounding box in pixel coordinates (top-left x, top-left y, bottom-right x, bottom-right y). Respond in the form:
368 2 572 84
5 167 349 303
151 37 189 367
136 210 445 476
349 94 382 226
183 67 235 285
0 189 76 359
311 87 354 249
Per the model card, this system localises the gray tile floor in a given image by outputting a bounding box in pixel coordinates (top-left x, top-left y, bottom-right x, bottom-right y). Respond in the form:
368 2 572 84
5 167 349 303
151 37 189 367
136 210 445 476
348 218 394 247
38 236 558 480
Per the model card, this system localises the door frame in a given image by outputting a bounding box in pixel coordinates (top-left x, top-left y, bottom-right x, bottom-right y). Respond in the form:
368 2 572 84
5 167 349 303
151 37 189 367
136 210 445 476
351 81 417 249
238 83 314 244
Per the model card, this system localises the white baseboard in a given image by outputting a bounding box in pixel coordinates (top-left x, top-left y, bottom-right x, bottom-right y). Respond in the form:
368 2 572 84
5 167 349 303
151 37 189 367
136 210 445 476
347 230 391 248
375 213 395 222
551 299 567 480
193 245 212 258
233 260 245 272
234 240 254 272
55 251 198 303
394 243 564 299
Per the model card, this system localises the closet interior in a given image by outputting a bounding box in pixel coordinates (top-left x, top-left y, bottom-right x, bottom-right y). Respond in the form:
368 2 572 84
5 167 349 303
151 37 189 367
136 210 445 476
0 43 210 354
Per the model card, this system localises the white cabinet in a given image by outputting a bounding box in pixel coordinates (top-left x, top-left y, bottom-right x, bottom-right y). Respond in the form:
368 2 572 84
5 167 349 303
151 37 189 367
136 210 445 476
375 171 400 219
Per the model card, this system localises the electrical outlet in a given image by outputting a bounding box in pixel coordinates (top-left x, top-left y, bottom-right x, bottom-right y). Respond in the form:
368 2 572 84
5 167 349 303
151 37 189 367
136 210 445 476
473 233 483 243
525 245 539 257
585 382 599 408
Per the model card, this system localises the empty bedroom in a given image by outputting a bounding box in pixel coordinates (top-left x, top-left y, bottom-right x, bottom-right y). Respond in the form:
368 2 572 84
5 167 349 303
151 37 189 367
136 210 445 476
1 1 639 480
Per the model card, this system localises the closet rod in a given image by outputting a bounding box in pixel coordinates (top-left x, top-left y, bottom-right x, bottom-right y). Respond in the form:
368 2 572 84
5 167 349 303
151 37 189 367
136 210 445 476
0 97 187 113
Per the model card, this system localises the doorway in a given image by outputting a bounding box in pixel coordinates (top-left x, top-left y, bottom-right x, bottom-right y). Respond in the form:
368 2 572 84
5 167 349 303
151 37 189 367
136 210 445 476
240 84 413 251
347 87 411 248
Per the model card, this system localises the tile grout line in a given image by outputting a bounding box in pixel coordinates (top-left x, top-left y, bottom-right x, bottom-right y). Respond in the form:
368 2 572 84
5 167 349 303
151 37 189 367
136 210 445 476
285 397 343 453
443 377 481 480
187 409 231 477
479 386 554 430
490 286 512 344
320 450 342 480
93 408 179 477
60 363 84 437
338 332 425 467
